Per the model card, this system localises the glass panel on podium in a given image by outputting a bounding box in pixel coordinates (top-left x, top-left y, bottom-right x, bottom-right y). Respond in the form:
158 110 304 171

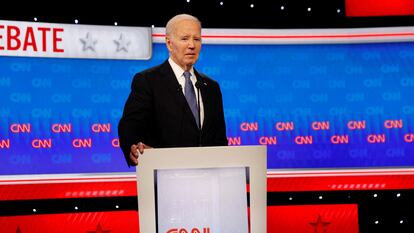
155 167 249 233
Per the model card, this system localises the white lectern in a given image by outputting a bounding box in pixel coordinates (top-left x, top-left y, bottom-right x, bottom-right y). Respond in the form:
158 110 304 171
137 145 266 233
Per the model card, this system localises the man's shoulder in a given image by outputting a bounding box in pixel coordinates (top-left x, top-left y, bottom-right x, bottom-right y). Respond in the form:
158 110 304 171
132 61 170 82
196 71 219 86
137 62 167 77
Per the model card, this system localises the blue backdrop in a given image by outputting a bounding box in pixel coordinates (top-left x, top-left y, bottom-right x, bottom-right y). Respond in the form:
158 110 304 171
1 42 414 174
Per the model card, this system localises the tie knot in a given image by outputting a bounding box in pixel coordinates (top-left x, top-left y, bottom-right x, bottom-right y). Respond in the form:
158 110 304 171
183 71 191 79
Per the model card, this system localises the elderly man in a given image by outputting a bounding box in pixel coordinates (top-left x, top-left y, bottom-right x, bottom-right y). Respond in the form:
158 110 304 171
118 14 228 166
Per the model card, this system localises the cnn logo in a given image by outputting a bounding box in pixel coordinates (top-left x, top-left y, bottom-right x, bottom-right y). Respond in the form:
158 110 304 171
166 227 210 233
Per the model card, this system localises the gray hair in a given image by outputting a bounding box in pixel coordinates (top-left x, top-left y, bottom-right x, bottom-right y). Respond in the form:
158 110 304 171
166 14 201 37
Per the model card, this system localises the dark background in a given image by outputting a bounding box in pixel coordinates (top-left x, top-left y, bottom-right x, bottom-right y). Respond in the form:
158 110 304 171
1 0 413 28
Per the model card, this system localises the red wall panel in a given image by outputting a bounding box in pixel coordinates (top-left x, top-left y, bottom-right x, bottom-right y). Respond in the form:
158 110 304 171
346 0 414 17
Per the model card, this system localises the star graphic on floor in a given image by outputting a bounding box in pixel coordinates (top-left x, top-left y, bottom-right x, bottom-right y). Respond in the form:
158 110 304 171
87 223 111 233
309 215 331 233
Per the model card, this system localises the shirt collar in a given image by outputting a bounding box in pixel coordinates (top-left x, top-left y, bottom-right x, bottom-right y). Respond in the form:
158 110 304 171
168 58 195 80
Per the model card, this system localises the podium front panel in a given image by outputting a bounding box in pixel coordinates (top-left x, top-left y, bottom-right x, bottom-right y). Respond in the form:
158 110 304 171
137 146 267 233
156 167 249 233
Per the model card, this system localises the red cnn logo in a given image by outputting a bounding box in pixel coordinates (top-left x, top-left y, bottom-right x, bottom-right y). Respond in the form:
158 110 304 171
10 123 31 133
275 122 294 131
0 139 10 149
72 138 92 148
404 134 414 143
51 123 72 133
347 120 366 130
384 119 403 129
367 134 386 143
294 136 313 144
311 121 330 130
111 138 120 147
240 122 258 131
166 227 211 233
227 136 241 145
92 123 111 133
259 136 277 145
32 139 52 148
331 135 349 144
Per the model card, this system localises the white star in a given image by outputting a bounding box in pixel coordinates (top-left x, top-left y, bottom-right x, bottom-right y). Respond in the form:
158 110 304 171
113 34 131 52
80 32 97 52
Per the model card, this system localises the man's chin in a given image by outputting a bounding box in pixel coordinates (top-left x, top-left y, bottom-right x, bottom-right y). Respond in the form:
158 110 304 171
184 60 196 66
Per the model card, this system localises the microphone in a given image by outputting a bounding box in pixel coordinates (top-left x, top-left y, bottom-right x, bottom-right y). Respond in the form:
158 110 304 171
195 80 202 146
177 84 183 92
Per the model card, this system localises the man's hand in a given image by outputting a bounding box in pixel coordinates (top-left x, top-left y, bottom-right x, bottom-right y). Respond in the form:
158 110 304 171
128 142 152 166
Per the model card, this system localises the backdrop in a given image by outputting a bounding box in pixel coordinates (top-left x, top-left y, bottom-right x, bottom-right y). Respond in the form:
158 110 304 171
1 40 414 174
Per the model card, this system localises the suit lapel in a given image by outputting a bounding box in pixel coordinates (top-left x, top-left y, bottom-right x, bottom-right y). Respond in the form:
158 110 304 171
159 60 182 99
161 60 199 128
194 69 211 131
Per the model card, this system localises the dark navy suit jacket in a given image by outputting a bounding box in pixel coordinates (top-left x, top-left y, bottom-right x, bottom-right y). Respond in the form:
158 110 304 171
118 60 228 165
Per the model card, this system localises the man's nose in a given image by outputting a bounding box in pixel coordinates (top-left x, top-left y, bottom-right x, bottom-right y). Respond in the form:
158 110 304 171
188 39 195 48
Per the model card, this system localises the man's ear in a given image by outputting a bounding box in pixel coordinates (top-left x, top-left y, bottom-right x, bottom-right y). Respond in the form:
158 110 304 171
165 37 173 52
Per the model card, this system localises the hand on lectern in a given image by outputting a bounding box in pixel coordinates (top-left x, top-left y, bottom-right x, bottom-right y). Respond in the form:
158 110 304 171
129 142 152 166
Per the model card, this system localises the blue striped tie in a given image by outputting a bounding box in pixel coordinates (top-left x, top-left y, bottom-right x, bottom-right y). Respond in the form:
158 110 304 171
183 71 199 127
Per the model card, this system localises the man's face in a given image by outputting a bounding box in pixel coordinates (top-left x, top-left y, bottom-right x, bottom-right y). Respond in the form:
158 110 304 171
166 19 202 71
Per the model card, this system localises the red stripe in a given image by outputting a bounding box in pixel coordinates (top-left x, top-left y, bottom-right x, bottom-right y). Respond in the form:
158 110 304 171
1 170 414 200
267 170 414 177
0 181 138 201
153 33 414 39
268 204 358 233
0 176 136 183
0 211 139 233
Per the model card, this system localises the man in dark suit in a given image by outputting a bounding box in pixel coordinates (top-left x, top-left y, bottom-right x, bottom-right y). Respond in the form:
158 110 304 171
118 14 228 166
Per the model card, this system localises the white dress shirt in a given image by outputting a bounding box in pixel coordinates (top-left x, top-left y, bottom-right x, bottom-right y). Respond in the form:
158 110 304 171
168 58 204 127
